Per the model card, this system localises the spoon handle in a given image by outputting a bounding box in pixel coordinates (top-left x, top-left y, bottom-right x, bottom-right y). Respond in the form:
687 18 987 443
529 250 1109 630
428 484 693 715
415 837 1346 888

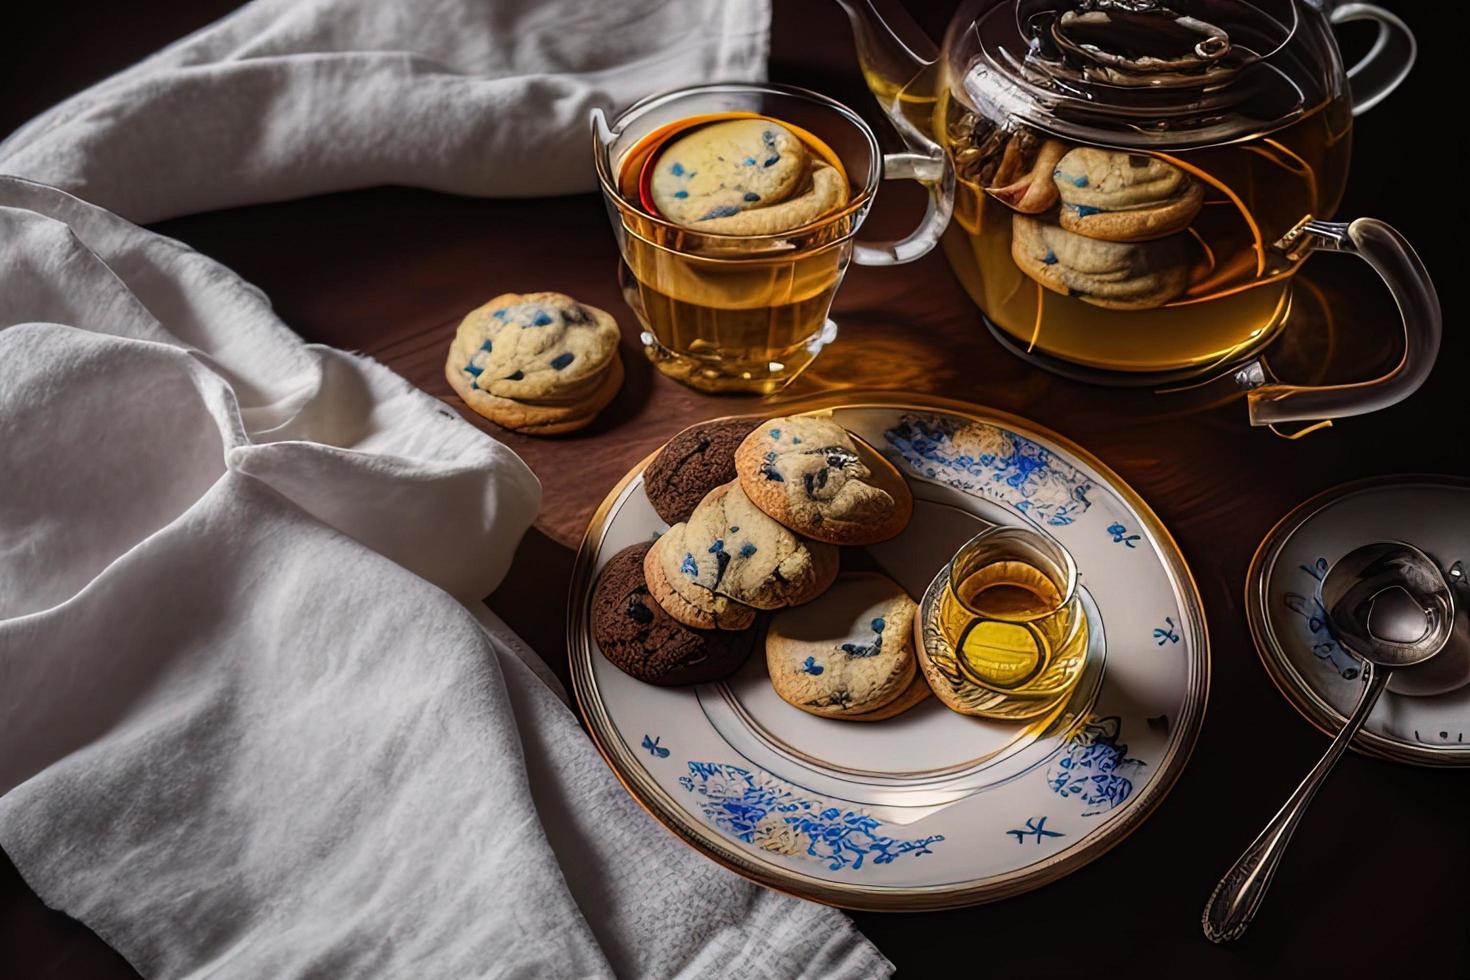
1202 665 1391 943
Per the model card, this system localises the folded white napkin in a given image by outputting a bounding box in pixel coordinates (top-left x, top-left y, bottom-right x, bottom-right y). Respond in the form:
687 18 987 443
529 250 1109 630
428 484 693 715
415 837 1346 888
0 0 892 975
0 0 770 223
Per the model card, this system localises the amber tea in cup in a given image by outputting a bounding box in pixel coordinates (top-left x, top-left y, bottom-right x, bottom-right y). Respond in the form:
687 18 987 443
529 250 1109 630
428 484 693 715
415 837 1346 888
934 526 1087 713
612 110 855 393
592 83 953 394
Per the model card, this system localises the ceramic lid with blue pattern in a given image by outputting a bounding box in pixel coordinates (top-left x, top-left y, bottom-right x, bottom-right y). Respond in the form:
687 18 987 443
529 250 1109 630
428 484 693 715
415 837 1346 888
1247 475 1470 768
568 396 1210 910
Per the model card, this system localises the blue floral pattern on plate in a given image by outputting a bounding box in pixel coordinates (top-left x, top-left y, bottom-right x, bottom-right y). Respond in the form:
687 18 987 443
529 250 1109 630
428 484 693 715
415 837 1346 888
1006 816 1064 845
1106 522 1140 548
883 415 1094 526
1047 716 1145 817
679 762 944 871
1282 557 1361 679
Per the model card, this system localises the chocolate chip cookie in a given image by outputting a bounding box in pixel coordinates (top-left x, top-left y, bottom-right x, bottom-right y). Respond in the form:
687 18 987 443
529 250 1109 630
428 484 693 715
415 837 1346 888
643 417 761 525
734 416 912 545
1052 147 1204 242
591 543 754 685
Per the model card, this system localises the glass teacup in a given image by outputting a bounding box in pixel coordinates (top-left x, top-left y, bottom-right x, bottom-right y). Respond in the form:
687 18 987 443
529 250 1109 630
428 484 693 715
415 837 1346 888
592 83 954 394
920 525 1088 721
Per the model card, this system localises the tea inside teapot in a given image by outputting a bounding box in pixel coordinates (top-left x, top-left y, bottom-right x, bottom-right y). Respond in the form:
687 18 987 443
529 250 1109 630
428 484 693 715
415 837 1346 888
929 0 1352 375
837 0 1437 425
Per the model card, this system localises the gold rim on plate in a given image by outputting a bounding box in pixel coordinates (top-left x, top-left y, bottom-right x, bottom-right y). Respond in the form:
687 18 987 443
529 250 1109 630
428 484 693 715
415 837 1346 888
566 391 1210 911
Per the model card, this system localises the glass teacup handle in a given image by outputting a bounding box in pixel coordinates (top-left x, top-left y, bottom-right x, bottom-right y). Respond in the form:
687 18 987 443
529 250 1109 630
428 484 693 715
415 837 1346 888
1238 217 1441 430
1328 3 1416 115
834 0 955 266
851 83 955 267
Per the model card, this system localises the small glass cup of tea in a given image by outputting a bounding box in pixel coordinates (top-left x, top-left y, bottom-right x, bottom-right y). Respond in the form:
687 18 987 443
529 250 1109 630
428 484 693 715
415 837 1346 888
591 82 954 394
919 525 1088 721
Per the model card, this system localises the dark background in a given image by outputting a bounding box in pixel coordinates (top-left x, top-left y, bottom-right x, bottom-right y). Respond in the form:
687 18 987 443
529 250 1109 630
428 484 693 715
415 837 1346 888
2 2 1465 977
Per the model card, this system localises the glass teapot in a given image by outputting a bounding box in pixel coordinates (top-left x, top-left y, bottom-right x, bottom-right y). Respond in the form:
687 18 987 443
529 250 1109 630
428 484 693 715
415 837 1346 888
836 0 1440 430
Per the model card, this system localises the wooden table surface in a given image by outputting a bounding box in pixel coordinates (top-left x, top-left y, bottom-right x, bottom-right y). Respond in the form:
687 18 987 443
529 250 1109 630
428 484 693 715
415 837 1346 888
4 2 1465 977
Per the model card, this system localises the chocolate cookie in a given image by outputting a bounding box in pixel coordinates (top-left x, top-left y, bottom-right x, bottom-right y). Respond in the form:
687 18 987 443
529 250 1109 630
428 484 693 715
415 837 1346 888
644 417 761 525
592 543 753 685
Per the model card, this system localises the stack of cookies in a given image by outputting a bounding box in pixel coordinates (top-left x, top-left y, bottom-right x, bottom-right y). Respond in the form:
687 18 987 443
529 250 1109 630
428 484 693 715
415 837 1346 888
644 479 839 632
445 291 623 435
593 413 930 722
998 143 1204 310
588 541 757 687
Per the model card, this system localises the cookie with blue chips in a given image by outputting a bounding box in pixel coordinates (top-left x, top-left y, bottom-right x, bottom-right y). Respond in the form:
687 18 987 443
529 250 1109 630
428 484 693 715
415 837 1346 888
765 572 928 720
1011 214 1191 310
1051 146 1203 242
644 520 758 632
445 291 622 434
592 542 754 686
651 118 808 224
644 480 838 631
649 118 850 236
734 416 912 545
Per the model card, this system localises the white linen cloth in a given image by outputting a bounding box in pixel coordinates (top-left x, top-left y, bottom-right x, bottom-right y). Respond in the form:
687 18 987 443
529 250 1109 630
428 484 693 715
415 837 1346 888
0 0 770 223
0 0 893 976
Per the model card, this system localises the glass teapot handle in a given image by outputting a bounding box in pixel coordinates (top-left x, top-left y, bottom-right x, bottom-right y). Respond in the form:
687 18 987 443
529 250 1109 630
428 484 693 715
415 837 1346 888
1237 218 1441 431
1328 3 1416 115
852 80 956 266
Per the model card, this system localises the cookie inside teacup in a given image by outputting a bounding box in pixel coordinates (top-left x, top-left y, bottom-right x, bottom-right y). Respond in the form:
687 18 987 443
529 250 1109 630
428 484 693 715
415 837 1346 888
628 113 851 236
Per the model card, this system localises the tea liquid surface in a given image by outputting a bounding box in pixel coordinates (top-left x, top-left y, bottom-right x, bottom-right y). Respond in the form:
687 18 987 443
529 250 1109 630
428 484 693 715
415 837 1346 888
939 557 1087 696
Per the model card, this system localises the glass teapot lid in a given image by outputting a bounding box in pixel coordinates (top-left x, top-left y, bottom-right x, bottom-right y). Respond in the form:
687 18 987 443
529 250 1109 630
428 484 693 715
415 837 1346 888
949 0 1346 147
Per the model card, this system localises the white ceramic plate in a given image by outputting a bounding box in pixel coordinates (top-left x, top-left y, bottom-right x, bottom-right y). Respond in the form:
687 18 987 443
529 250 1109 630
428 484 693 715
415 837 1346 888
1247 475 1470 767
568 395 1209 910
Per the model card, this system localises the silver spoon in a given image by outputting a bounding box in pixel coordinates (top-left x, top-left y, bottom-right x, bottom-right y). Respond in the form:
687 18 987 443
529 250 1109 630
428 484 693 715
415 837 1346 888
1202 541 1456 943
